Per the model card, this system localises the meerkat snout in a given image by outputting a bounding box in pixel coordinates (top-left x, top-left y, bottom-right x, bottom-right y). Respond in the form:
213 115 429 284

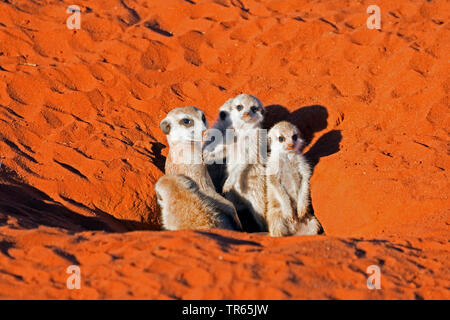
160 106 208 145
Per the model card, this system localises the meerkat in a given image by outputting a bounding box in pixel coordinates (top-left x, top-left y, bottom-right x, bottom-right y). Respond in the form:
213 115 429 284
155 106 243 231
204 94 268 232
266 121 323 236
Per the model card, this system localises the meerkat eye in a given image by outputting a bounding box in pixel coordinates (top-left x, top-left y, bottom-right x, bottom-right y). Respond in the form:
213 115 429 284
292 134 298 141
236 105 243 111
202 114 206 124
279 136 285 142
250 106 258 113
180 118 192 126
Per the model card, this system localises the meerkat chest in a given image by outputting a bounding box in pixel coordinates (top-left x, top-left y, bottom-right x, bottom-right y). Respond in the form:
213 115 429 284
279 157 302 200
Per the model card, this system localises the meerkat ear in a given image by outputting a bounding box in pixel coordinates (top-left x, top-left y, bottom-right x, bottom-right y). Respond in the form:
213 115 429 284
160 119 171 135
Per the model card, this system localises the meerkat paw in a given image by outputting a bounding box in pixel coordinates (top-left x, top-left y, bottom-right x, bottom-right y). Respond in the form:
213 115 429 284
222 177 235 193
222 181 232 193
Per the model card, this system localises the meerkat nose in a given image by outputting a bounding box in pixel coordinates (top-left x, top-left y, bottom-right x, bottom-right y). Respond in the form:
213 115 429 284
243 112 250 119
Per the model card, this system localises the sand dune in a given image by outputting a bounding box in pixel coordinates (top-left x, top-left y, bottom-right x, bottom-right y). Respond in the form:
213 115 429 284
0 0 449 299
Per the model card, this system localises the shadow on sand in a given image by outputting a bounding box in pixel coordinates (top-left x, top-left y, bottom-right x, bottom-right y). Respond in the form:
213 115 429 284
264 104 342 170
0 166 156 233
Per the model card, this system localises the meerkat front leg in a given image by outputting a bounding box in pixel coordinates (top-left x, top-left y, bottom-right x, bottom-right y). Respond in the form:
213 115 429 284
222 163 247 192
268 175 294 219
267 176 294 237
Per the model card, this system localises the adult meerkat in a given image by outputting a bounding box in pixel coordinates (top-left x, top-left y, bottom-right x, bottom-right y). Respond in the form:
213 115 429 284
204 94 268 232
266 121 323 236
155 106 242 231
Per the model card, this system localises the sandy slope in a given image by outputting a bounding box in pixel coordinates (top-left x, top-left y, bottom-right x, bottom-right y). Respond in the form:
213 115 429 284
0 0 449 299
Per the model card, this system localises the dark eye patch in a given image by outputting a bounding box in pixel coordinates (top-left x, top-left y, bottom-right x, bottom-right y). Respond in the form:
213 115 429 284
179 118 193 127
250 106 258 113
292 134 298 141
236 105 243 111
279 136 285 142
219 111 227 120
202 114 206 124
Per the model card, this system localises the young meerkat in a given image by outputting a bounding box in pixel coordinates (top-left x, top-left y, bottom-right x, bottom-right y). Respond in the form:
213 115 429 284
155 106 242 231
204 94 268 232
266 121 323 236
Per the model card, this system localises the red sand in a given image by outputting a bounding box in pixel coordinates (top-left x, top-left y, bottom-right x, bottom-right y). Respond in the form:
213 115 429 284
0 0 449 299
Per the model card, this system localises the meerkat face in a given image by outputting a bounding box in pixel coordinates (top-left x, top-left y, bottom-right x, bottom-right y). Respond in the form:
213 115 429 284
228 94 264 129
160 106 208 145
268 121 304 154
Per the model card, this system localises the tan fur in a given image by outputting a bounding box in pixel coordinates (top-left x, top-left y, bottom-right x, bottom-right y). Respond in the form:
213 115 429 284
155 175 235 230
156 106 243 231
266 121 323 236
